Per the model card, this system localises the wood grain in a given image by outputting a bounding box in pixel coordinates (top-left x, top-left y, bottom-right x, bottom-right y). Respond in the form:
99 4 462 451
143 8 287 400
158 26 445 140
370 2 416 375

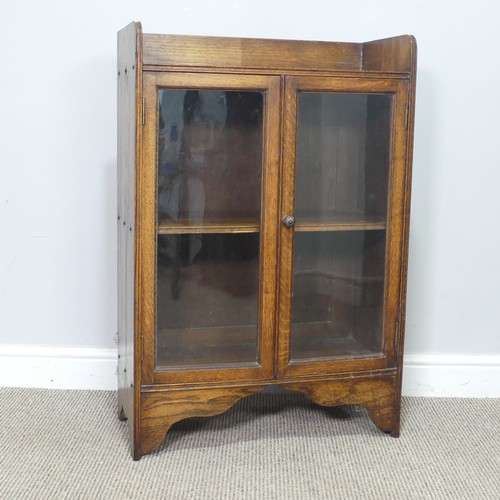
140 374 398 455
276 74 296 378
139 72 159 388
140 386 264 456
141 72 281 387
117 20 143 460
157 217 260 234
277 75 409 380
392 34 418 438
143 34 362 72
117 25 417 459
362 35 416 73
294 214 386 232
284 375 398 434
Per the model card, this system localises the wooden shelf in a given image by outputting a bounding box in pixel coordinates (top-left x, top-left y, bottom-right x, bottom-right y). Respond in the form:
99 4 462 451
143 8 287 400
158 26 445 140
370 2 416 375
290 321 381 361
156 325 259 368
156 322 381 369
157 214 386 234
157 217 260 234
295 214 386 232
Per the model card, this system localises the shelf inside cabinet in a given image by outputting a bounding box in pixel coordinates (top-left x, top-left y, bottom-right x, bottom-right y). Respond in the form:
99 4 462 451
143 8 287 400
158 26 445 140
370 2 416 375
290 322 381 361
156 325 259 368
157 214 386 234
295 213 386 232
157 217 260 234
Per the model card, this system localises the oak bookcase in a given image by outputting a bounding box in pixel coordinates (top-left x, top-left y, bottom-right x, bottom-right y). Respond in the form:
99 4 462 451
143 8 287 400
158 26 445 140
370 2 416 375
118 21 417 459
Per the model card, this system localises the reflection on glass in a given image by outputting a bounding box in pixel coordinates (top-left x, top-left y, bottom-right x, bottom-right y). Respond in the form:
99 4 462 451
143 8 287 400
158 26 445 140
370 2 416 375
290 92 392 361
295 93 392 222
291 231 386 360
156 234 260 368
155 89 264 370
157 90 263 226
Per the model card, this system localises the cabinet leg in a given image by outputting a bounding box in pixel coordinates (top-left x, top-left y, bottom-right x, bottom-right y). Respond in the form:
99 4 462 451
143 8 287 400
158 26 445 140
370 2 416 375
363 400 400 437
285 376 401 437
139 385 264 456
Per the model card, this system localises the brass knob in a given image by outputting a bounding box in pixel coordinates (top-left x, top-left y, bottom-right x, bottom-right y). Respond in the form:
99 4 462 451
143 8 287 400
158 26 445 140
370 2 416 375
282 215 295 228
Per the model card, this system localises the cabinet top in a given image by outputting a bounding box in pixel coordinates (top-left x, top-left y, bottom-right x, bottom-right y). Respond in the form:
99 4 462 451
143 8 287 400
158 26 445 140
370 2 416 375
119 22 416 75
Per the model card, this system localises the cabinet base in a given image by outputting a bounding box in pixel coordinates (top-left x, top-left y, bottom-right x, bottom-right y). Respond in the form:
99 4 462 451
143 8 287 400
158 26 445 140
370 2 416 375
137 385 263 458
125 374 400 459
127 375 400 460
284 376 400 437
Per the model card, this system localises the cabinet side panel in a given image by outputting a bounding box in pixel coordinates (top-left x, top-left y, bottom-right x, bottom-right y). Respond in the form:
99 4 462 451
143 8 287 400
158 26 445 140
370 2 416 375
394 42 417 422
362 35 416 73
117 21 142 458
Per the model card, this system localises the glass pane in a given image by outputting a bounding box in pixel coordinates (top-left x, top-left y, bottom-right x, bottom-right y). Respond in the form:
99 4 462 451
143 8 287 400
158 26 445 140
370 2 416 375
291 231 386 360
157 90 263 225
295 93 392 222
155 89 264 370
157 233 260 368
290 92 391 361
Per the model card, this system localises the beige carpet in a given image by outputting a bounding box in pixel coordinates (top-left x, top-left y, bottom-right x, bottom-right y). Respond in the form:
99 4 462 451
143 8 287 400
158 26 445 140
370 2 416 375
1 389 499 499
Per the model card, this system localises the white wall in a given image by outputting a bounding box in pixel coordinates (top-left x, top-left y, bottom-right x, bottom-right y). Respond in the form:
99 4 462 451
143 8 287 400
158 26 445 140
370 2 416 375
1 1 499 361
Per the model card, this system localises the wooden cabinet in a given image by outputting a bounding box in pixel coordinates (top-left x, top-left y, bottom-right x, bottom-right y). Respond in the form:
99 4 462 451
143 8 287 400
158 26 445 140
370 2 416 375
117 22 417 460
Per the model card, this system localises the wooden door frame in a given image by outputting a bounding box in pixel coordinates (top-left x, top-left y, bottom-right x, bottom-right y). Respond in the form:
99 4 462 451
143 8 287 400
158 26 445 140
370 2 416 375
138 71 281 385
277 75 410 378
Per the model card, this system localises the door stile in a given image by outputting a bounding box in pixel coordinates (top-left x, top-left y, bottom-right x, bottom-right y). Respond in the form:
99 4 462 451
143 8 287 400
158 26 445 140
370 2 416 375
276 77 299 377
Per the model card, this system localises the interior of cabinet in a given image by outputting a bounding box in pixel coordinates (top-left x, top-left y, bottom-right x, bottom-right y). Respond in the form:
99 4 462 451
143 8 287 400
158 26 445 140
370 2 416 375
294 92 391 223
156 89 263 229
155 87 394 367
289 91 392 361
155 88 265 369
156 233 260 368
290 230 386 360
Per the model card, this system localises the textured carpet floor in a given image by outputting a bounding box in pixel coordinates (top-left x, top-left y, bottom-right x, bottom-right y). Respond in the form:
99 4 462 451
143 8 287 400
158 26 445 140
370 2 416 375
0 389 499 499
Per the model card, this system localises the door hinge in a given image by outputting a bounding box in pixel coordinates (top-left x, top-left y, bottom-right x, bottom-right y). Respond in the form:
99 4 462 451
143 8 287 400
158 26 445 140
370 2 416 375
142 97 146 126
404 104 409 130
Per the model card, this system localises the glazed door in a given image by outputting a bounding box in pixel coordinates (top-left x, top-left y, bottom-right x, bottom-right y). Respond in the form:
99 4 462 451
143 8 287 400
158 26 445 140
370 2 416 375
141 73 280 384
278 76 409 378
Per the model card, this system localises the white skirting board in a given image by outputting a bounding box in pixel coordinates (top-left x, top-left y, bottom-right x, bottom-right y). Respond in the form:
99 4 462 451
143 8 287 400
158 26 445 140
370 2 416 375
0 345 117 391
0 345 499 397
401 353 500 397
